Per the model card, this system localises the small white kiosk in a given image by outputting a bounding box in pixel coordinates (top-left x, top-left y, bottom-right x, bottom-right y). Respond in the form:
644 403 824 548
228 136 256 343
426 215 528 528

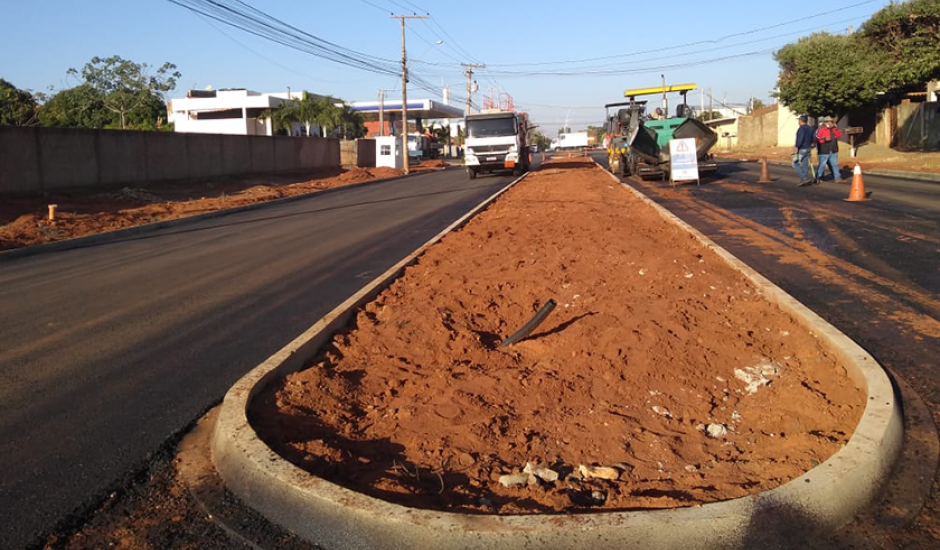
375 136 404 170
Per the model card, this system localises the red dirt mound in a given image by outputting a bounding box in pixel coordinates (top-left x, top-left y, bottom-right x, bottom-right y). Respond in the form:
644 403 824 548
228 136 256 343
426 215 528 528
251 157 866 514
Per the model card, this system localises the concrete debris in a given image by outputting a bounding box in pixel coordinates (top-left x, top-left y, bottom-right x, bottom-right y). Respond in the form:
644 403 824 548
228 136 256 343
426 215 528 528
734 361 781 395
613 462 635 473
523 462 559 483
706 423 729 438
498 473 532 488
652 405 672 418
578 465 621 480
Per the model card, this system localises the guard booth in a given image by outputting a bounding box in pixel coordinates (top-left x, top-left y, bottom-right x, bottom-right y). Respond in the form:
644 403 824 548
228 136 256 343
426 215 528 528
375 136 404 170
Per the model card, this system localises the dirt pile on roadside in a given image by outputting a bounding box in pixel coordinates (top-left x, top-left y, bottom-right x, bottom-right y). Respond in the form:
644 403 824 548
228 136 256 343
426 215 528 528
251 157 866 514
0 167 401 252
416 159 448 169
336 167 403 184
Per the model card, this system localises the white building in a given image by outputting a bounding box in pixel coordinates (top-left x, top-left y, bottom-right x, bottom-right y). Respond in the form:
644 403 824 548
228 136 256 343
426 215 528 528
168 89 305 136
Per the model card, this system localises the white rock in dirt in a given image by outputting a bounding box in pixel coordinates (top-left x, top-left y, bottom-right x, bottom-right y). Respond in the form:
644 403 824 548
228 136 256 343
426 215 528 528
734 361 781 395
706 423 728 438
638 268 647 276
498 473 533 488
523 462 559 483
578 465 621 480
652 406 672 418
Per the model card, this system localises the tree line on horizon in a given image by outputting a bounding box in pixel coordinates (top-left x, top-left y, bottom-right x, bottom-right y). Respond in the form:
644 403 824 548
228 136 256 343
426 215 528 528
0 55 366 139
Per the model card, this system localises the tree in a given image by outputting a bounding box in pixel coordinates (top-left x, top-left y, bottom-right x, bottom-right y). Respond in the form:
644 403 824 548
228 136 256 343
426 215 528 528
264 92 352 137
775 0 940 117
587 125 605 144
748 98 765 113
774 32 883 117
69 55 180 129
39 84 112 129
338 103 366 139
528 129 551 150
312 95 343 136
0 79 39 127
861 0 940 92
700 110 725 121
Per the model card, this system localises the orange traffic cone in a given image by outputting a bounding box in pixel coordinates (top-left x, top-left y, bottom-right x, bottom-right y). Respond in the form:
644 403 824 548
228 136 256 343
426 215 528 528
757 157 772 183
845 165 871 202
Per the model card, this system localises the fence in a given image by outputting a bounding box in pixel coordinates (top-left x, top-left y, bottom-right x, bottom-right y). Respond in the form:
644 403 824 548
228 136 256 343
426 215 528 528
0 127 341 195
897 102 940 152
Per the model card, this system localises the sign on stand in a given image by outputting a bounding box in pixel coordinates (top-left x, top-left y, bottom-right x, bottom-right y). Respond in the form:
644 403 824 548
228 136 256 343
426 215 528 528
669 138 699 185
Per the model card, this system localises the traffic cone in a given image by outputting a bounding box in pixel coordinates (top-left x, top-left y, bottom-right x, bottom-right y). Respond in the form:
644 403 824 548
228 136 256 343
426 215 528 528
757 157 772 183
845 164 871 202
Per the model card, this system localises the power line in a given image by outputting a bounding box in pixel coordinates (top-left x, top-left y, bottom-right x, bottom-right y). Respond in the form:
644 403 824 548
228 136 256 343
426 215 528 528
483 49 776 78
167 0 401 76
484 0 879 68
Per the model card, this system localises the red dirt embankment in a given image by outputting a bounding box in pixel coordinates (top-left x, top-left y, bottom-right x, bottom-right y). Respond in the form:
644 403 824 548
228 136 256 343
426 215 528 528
251 157 865 514
0 167 405 252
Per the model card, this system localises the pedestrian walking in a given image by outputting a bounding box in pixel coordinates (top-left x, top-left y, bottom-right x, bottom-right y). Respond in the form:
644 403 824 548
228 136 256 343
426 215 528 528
793 114 816 186
815 116 846 183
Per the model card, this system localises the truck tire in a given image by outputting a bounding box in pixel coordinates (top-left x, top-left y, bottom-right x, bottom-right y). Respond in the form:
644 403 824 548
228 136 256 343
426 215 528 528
468 168 477 180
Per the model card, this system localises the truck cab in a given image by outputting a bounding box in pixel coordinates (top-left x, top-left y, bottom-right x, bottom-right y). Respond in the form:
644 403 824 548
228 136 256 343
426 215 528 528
464 111 530 179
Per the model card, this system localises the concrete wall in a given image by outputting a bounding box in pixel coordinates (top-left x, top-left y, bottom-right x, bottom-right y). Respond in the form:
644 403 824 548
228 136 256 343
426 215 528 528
777 104 800 149
710 120 739 151
0 127 340 195
736 104 779 149
340 139 377 168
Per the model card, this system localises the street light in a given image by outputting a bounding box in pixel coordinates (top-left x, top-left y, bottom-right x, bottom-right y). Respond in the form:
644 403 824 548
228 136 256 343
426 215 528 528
415 40 444 62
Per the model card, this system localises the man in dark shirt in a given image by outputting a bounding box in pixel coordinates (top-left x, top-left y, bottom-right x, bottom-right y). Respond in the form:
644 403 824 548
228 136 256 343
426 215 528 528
792 115 816 186
815 116 846 183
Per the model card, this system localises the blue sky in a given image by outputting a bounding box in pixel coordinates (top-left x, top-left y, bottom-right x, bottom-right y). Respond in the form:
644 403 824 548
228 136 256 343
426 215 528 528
2 0 893 133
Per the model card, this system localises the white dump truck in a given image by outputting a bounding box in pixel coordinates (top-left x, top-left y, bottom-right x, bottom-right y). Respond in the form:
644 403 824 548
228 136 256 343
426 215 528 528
464 110 530 179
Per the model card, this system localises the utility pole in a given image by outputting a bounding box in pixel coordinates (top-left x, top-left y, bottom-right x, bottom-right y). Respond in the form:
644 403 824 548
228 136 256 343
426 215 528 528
378 89 386 136
661 74 668 117
461 63 485 116
709 88 713 120
392 14 428 175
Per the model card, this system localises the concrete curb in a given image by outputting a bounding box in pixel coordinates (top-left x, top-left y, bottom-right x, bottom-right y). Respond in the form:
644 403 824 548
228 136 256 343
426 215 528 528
726 157 940 183
0 168 453 262
210 164 903 550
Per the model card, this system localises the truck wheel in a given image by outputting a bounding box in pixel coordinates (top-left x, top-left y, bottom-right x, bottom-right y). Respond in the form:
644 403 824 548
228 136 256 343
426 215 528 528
468 168 477 179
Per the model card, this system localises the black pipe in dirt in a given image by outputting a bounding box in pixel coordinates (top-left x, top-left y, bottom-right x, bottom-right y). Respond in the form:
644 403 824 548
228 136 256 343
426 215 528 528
499 299 557 347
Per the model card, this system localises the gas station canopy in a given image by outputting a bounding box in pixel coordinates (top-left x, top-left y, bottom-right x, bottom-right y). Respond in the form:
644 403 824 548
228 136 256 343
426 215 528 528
346 99 465 120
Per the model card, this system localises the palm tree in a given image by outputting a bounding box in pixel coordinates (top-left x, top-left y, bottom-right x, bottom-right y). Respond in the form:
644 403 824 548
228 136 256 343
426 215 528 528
337 103 366 139
311 95 342 137
263 91 325 136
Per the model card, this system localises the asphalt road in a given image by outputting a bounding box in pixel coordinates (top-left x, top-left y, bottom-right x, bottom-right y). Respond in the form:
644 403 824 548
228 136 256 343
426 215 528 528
593 151 940 543
0 163 529 549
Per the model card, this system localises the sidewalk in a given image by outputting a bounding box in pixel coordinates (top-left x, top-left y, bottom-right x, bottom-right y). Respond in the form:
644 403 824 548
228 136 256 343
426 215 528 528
715 143 940 182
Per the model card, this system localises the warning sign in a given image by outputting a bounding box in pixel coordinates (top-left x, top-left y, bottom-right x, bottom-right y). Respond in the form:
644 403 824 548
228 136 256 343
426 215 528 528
669 138 699 183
